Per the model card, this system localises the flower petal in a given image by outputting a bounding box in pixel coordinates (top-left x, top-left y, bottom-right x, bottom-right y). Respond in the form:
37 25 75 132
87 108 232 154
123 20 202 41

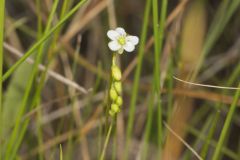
116 27 126 36
107 30 120 40
123 42 135 52
126 36 139 45
108 41 121 51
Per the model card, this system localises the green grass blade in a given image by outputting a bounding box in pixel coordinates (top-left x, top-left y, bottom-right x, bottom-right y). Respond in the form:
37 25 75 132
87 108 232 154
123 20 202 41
0 0 4 108
141 93 154 160
36 0 43 159
152 0 160 88
200 111 220 159
0 0 5 158
212 84 240 160
124 0 151 158
152 0 167 152
99 122 113 160
60 144 63 160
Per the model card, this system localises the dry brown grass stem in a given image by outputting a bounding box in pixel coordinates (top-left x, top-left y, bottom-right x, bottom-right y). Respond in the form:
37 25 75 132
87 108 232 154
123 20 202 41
173 76 240 90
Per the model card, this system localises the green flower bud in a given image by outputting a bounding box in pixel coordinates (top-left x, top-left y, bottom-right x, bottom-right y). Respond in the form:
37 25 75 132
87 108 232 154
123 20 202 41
110 88 118 101
114 81 122 94
111 65 121 81
116 97 123 106
109 110 115 116
111 104 120 113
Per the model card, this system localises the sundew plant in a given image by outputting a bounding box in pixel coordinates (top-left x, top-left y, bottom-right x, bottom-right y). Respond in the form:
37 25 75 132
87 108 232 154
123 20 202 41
1 0 240 160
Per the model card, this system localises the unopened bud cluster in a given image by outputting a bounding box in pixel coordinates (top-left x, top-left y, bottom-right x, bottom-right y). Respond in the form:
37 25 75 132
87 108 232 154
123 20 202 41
109 56 123 116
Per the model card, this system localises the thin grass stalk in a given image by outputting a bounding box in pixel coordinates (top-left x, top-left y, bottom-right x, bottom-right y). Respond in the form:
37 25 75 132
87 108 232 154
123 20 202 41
35 0 43 159
152 0 168 151
200 111 219 159
152 0 160 92
2 0 88 81
0 0 5 159
124 0 151 158
99 122 113 160
141 92 154 160
212 84 240 160
36 0 42 38
36 105 44 160
111 127 117 160
60 144 63 160
227 62 240 86
157 0 167 149
238 142 240 160
159 0 168 68
152 0 162 151
167 58 173 122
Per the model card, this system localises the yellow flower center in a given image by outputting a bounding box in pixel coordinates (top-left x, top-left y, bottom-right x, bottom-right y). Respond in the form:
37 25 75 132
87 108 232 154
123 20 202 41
118 36 126 45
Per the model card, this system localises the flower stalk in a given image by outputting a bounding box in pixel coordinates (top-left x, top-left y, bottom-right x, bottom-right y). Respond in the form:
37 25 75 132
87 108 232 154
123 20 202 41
107 27 138 116
109 53 123 116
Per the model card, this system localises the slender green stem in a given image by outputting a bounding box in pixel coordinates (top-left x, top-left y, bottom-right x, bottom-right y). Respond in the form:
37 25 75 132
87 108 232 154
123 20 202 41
36 0 42 39
152 0 167 151
212 84 240 160
2 0 88 81
124 0 151 159
60 144 63 160
99 122 113 160
0 0 5 159
152 0 160 88
141 92 154 160
200 111 219 159
227 62 240 86
36 1 43 159
167 58 173 122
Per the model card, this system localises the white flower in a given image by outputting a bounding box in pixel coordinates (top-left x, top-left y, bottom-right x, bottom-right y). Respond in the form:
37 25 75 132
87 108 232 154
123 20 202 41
107 27 139 54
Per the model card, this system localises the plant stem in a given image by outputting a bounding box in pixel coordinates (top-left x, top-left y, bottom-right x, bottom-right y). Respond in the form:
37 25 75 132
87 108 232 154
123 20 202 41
0 0 5 158
212 84 240 160
124 0 151 158
99 122 113 160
